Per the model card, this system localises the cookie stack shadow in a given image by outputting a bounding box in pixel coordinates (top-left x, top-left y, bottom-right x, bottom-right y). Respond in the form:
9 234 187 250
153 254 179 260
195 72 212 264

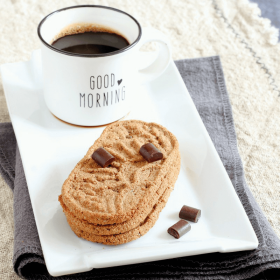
59 120 181 245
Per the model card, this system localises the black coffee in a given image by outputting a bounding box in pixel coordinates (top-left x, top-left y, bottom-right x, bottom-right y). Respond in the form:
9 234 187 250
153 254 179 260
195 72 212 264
51 31 129 55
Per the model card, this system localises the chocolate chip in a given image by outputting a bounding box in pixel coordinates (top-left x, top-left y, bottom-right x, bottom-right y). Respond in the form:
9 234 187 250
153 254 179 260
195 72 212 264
167 220 191 239
179 205 201 223
91 147 115 168
139 143 163 163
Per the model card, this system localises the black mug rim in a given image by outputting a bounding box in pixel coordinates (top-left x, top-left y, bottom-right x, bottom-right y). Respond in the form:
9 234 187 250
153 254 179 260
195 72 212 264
37 5 142 57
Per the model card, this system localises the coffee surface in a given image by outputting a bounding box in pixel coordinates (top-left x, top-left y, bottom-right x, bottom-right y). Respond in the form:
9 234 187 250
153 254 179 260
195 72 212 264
51 31 129 55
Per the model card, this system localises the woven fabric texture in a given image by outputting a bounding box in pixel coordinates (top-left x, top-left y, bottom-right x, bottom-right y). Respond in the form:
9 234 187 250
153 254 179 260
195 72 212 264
2 56 280 279
0 0 280 279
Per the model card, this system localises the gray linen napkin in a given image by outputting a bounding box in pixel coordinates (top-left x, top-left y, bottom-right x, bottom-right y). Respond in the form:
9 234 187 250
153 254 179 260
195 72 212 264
1 56 280 280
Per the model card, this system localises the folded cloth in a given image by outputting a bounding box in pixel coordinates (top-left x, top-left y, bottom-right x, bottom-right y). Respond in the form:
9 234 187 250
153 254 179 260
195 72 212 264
1 56 280 280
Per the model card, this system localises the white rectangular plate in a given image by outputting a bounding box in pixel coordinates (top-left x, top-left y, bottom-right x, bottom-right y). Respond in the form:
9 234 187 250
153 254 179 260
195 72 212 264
1 50 258 277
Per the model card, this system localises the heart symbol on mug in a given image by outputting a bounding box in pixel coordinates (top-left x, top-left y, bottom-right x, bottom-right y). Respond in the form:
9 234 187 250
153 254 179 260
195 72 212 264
117 79 122 85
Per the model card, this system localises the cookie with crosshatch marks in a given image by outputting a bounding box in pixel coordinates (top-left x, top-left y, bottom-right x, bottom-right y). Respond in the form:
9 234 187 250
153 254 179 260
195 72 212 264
59 120 180 243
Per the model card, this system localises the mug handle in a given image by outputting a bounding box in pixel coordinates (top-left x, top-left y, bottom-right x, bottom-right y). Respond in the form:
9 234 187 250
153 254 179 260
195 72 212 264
138 27 172 84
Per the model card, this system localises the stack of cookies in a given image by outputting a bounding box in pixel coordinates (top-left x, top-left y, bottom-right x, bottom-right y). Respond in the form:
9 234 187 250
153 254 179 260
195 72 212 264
59 120 180 245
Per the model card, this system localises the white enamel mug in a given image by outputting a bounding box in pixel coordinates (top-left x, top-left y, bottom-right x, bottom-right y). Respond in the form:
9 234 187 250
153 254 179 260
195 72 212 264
38 5 171 126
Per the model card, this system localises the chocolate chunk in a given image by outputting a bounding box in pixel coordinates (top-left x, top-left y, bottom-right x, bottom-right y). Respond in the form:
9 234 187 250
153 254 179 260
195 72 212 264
179 205 201 223
91 147 115 168
167 220 191 239
139 143 163 163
